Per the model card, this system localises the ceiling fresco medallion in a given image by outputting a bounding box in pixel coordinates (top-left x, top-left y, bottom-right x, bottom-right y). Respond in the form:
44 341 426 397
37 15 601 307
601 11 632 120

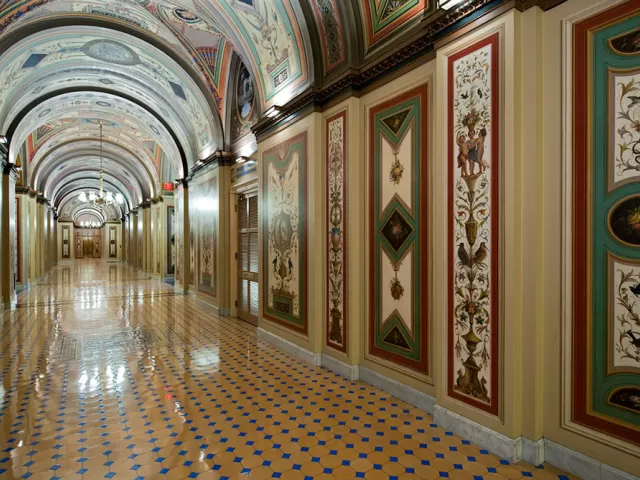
609 195 640 247
174 8 200 23
82 39 141 66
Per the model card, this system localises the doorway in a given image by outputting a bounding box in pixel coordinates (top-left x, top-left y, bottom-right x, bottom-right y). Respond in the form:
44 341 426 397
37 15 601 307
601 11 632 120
237 193 258 325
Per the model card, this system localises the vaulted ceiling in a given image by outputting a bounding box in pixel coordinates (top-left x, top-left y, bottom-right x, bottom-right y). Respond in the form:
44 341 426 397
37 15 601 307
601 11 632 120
0 0 503 220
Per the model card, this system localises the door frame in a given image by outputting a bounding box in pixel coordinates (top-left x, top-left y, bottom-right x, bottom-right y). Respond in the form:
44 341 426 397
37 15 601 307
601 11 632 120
230 179 258 323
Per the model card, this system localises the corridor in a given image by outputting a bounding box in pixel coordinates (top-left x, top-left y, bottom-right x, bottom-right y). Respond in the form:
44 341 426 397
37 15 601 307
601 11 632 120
0 262 572 480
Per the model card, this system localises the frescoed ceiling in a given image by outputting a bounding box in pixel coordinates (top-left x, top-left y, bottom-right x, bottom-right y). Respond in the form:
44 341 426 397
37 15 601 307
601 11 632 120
0 0 502 214
359 0 434 50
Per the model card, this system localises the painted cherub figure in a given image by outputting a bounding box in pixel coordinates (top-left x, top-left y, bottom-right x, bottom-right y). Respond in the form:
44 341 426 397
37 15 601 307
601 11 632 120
477 127 489 172
456 134 470 177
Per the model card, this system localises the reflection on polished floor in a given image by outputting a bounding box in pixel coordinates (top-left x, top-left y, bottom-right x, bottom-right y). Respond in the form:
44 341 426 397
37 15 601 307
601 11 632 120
0 262 574 480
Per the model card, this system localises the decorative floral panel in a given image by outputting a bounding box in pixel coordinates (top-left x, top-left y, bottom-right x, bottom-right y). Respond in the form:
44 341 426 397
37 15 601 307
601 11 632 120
62 225 70 259
262 132 308 333
573 1 640 444
326 111 347 352
189 189 196 287
195 169 219 299
310 0 346 73
448 33 500 416
109 227 117 258
369 85 429 374
175 191 183 283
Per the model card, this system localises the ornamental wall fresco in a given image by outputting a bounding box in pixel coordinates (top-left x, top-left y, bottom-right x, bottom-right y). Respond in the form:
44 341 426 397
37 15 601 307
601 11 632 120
571 1 640 444
368 85 429 375
262 132 308 333
447 34 500 416
326 111 347 352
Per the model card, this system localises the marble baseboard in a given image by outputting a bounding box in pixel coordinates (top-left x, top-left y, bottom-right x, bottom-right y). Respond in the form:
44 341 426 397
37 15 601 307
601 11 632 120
321 354 360 381
433 406 522 463
545 440 639 480
257 328 321 366
522 437 544 466
218 307 230 317
359 367 436 415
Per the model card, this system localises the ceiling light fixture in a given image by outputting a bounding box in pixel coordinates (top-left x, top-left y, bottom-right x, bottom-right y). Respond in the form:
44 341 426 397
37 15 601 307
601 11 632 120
438 0 465 9
78 121 124 209
264 106 282 118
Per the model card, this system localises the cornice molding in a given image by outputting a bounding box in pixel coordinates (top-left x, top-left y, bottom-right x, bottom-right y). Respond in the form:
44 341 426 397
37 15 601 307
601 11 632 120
253 0 567 139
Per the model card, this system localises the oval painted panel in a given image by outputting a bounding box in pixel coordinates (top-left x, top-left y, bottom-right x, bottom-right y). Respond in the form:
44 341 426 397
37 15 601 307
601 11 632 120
82 40 140 66
608 387 640 413
609 195 640 246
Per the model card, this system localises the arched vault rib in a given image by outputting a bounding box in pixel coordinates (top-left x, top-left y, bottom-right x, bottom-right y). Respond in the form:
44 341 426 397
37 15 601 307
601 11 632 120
11 92 184 178
0 25 223 163
40 154 147 208
48 169 139 214
31 140 159 202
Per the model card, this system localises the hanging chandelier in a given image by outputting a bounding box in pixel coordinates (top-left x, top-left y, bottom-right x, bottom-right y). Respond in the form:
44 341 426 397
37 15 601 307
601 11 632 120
78 121 124 208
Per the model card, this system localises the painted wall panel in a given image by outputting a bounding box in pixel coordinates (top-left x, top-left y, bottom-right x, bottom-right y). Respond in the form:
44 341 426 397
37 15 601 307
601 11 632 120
189 188 196 287
447 33 500 416
175 190 183 284
262 132 308 334
326 111 347 352
369 85 429 375
572 1 640 444
195 169 219 299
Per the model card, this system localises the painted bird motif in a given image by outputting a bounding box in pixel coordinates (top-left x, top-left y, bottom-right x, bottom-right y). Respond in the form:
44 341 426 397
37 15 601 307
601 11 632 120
457 243 471 267
623 330 640 349
630 283 640 297
473 242 488 265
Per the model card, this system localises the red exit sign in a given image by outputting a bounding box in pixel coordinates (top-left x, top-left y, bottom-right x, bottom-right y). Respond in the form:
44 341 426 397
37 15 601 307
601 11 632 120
163 182 174 191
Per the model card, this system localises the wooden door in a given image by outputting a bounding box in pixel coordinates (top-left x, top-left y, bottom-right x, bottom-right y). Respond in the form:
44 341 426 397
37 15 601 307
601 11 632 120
237 194 259 325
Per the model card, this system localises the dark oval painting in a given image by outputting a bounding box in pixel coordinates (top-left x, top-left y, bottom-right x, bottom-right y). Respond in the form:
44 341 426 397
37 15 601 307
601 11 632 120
609 28 640 55
237 64 255 121
609 387 640 413
609 196 640 246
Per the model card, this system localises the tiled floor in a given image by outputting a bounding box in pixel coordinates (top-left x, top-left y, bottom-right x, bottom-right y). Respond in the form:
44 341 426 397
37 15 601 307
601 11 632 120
0 261 577 480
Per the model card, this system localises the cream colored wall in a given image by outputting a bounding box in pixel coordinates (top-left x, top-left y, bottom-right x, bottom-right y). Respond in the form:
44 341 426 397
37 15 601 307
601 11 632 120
257 112 324 354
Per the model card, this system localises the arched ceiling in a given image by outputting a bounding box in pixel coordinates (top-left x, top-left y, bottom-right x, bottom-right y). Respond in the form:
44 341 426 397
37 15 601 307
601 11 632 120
0 0 495 215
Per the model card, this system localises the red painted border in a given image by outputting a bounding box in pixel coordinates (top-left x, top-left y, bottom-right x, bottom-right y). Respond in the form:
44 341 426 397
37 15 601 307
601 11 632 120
362 0 427 47
368 84 429 375
447 33 500 416
572 0 640 444
310 0 346 72
262 131 309 335
326 110 348 353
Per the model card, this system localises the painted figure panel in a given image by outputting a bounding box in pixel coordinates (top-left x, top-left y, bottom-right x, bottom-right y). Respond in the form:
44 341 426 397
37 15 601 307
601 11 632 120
262 132 307 333
197 171 219 298
326 111 347 352
448 34 499 416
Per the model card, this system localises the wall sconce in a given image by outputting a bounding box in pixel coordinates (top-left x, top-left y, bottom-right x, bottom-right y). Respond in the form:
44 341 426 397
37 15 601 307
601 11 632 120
264 106 282 118
439 0 465 9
